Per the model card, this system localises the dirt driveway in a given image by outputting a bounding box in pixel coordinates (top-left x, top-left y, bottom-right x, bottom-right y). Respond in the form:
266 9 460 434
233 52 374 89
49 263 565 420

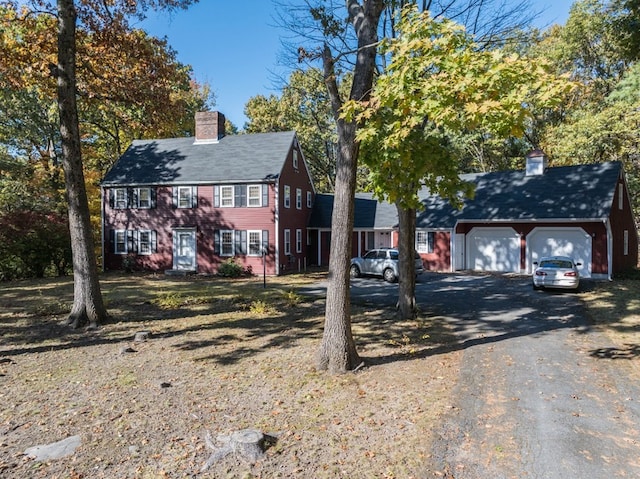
348 273 640 478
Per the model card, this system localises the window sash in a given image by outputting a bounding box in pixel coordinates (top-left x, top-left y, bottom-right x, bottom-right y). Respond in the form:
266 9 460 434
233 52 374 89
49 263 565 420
115 230 126 253
284 185 290 208
416 231 434 254
139 230 151 254
115 189 127 209
307 191 312 208
248 185 262 207
296 229 302 253
248 231 262 255
137 188 151 209
221 230 234 256
296 188 302 209
284 229 291 255
221 186 234 207
177 187 192 208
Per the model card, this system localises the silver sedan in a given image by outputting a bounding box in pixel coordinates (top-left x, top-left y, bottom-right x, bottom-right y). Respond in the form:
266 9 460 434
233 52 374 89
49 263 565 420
532 256 581 291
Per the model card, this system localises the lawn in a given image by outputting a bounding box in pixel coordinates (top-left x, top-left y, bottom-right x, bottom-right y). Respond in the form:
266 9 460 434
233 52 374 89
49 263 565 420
0 271 461 478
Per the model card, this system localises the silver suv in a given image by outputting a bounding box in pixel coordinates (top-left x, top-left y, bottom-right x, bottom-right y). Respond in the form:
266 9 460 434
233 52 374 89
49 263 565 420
350 248 424 283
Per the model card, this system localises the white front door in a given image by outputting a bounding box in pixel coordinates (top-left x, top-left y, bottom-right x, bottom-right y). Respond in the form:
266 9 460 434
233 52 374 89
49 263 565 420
173 229 196 270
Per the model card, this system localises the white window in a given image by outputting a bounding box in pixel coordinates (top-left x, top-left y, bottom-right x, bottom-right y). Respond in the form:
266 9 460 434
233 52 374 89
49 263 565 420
138 230 152 254
248 185 262 207
307 191 312 208
114 230 127 253
296 229 302 253
221 230 234 256
114 188 127 209
221 186 234 207
284 185 290 208
177 186 194 208
624 230 629 256
284 229 291 255
293 150 299 169
137 188 151 209
296 188 302 209
416 231 435 254
248 231 263 255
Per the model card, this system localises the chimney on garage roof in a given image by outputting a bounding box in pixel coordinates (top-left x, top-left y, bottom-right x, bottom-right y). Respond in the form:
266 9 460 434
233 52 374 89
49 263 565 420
194 111 225 144
525 149 548 176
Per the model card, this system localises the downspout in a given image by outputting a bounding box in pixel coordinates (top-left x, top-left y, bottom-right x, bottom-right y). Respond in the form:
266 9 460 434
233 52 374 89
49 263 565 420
605 219 613 281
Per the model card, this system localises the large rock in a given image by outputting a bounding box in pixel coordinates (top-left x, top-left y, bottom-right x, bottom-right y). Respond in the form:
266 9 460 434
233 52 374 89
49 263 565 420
24 435 81 461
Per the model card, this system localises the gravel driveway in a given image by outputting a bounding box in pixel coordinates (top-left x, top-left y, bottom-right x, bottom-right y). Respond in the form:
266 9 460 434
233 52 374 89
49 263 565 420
348 272 640 478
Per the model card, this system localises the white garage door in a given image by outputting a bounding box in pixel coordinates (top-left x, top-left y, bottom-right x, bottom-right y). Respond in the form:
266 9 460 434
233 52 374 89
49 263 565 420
467 227 521 273
527 227 592 278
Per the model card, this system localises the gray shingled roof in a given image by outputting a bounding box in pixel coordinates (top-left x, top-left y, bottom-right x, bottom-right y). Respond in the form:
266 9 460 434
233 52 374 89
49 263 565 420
101 131 297 186
309 162 622 229
416 161 621 228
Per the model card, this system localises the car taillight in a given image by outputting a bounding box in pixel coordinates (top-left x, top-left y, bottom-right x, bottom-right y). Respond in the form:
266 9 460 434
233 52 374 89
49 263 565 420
564 271 577 277
535 271 547 276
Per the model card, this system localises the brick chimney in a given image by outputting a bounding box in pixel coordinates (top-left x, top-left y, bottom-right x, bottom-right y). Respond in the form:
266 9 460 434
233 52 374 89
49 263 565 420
194 111 225 144
525 149 548 176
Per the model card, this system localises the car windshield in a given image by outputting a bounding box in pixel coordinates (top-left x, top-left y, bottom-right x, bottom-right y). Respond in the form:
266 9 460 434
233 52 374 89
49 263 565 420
540 259 573 269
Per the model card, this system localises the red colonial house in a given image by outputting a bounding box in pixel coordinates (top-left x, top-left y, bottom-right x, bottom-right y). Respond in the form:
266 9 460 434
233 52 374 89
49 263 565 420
101 111 315 276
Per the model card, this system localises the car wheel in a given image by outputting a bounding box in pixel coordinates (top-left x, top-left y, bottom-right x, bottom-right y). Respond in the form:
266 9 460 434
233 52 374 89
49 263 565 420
350 264 361 278
383 268 397 283
532 283 541 291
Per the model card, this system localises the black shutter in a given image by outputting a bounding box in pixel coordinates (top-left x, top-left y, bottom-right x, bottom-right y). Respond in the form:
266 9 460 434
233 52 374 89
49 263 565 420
126 230 137 253
172 187 178 208
108 190 115 208
150 188 157 208
234 185 246 207
151 230 157 253
214 185 220 207
109 229 115 253
262 230 269 254
130 188 138 208
262 184 269 207
234 230 247 255
213 229 220 255
191 186 198 208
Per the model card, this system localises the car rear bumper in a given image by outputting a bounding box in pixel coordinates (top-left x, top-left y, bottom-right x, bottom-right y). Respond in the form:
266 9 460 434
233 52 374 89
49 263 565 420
533 278 579 289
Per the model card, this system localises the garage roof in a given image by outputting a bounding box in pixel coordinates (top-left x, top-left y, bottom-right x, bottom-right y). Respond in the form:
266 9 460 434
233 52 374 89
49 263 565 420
416 161 622 228
309 161 623 230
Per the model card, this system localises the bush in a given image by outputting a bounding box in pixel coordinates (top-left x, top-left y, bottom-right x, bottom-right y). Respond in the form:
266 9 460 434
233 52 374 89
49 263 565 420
217 258 245 278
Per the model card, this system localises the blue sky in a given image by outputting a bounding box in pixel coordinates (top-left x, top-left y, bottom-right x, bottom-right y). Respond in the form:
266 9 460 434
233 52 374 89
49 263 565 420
141 1 575 129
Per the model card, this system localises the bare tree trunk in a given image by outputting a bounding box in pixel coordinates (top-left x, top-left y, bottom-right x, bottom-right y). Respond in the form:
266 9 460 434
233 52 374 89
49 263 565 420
396 204 417 319
316 0 384 373
57 0 107 329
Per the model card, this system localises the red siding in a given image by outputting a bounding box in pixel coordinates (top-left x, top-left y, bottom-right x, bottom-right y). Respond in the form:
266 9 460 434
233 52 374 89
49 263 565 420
609 178 639 272
277 142 315 273
422 232 451 271
104 184 279 275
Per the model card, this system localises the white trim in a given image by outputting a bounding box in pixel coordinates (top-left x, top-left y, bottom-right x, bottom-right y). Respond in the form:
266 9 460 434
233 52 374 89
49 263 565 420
606 219 613 281
296 188 302 210
275 183 280 275
114 230 127 254
284 185 291 208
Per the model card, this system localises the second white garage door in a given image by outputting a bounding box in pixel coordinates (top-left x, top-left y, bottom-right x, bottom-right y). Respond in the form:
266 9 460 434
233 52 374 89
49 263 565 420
467 227 521 273
527 227 592 278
